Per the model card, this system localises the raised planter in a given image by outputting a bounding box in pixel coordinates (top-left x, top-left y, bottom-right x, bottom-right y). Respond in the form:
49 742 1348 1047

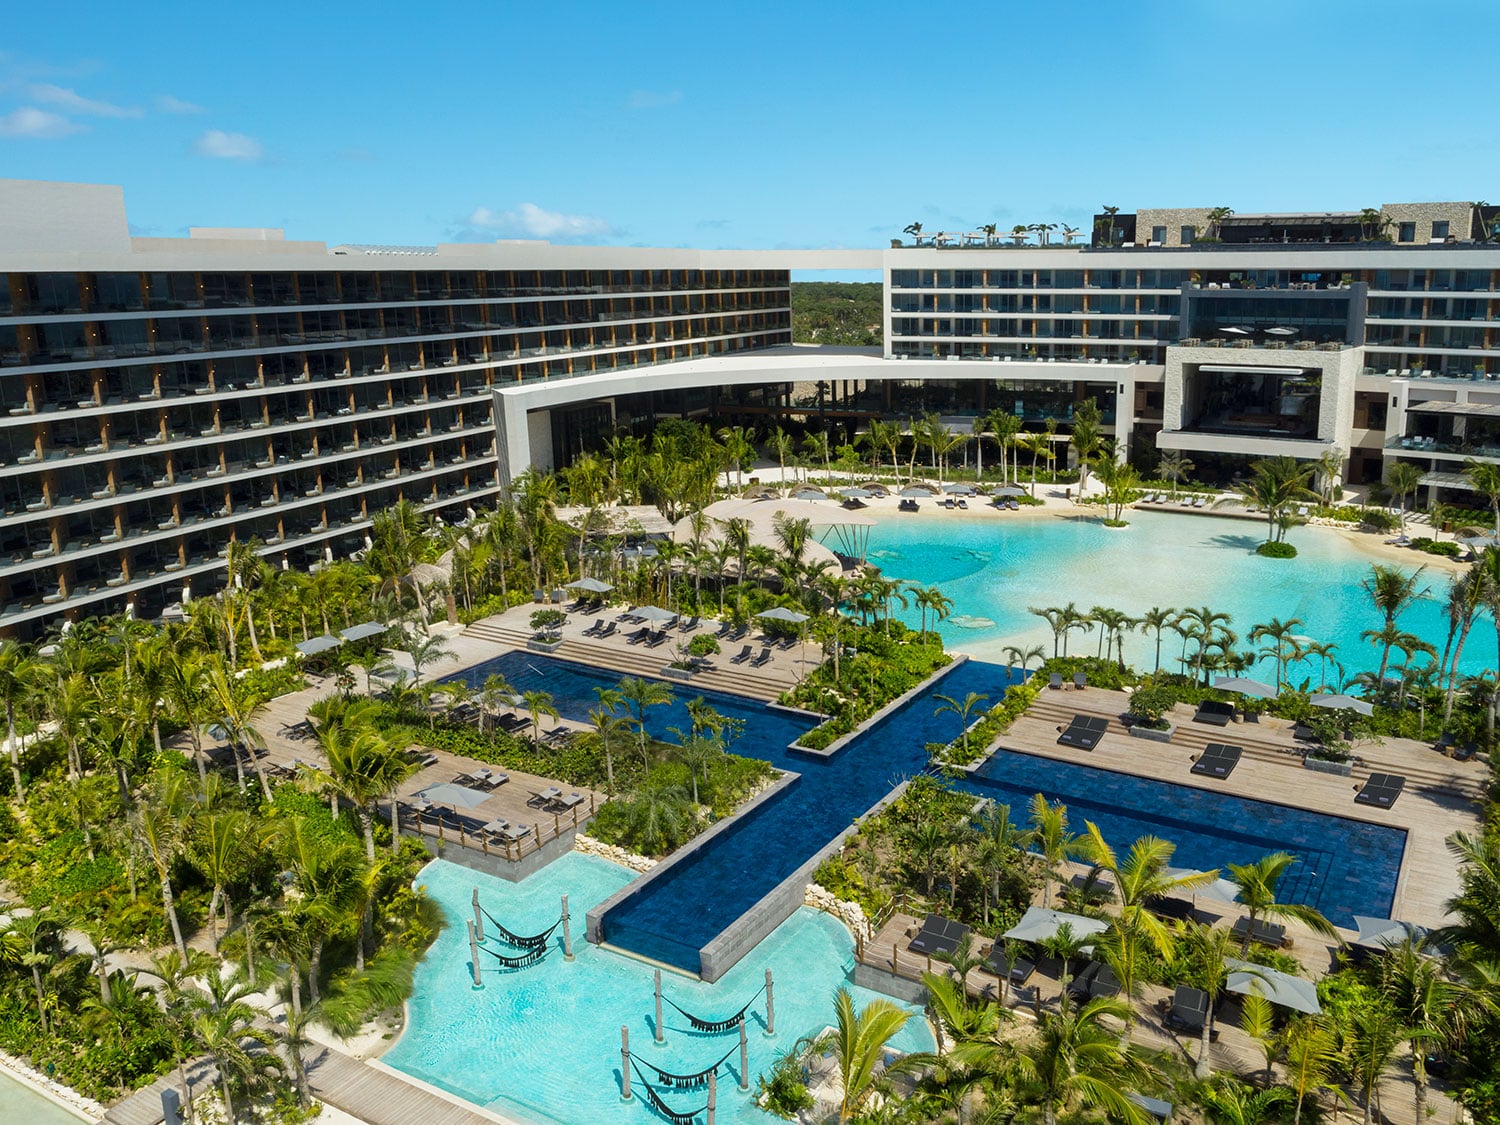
527 637 563 653
1302 755 1353 777
660 665 696 681
1127 721 1175 743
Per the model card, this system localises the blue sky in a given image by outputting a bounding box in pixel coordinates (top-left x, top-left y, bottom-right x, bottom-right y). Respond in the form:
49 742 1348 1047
3 0 1498 262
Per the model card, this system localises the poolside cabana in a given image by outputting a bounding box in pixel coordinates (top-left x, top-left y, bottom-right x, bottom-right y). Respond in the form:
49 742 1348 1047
1224 958 1321 1015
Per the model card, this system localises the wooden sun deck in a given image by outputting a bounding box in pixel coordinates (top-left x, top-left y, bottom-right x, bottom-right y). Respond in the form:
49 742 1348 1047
995 682 1485 929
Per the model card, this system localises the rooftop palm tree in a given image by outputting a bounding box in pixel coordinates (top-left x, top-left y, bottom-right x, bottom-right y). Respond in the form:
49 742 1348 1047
823 987 911 1124
1016 995 1151 1125
1226 851 1338 955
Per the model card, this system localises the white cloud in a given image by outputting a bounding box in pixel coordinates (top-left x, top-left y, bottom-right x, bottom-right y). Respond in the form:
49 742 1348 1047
194 129 264 161
155 94 205 115
467 203 614 240
28 83 139 118
0 106 83 138
626 89 682 110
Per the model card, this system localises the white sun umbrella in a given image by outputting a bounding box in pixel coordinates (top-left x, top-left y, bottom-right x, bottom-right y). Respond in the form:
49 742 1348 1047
1265 326 1298 337
635 605 678 625
564 577 614 594
1161 866 1242 905
1310 692 1375 717
1212 676 1276 699
757 607 810 625
1225 958 1321 1015
1220 325 1251 335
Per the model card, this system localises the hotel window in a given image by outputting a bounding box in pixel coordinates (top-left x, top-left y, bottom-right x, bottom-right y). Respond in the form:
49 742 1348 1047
1431 220 1450 241
1398 222 1416 243
1180 226 1195 244
1151 226 1166 244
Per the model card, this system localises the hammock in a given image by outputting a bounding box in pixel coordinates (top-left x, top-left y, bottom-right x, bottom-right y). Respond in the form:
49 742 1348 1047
630 1059 704 1125
661 984 765 1034
478 944 546 970
629 1042 738 1089
480 905 560 951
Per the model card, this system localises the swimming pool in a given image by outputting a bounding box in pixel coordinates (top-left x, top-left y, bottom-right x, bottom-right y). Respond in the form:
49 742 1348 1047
864 509 1480 680
451 653 1015 971
957 749 1405 927
0 1072 86 1125
382 855 933 1125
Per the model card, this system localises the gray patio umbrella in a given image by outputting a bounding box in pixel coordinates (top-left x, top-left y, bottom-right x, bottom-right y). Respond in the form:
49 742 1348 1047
1162 867 1242 905
792 488 828 501
1212 676 1276 699
1351 915 1427 954
899 486 933 498
944 483 976 495
994 485 1026 497
1310 693 1375 717
1265 326 1298 337
1459 535 1499 551
417 782 490 810
757 607 810 624
837 487 874 499
1002 906 1109 944
1225 958 1321 1014
339 620 388 642
564 577 614 594
295 633 342 656
634 605 678 624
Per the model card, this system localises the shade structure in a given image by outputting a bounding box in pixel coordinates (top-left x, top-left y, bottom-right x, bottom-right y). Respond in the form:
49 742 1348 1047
1003 906 1109 945
1310 692 1375 717
295 633 342 656
1161 867 1241 905
339 620 387 642
1350 915 1427 954
1224 958 1321 1014
564 577 614 594
757 606 810 624
899 486 932 497
1220 325 1251 335
1213 676 1276 699
634 605 678 624
994 485 1026 497
944 483 977 495
417 783 490 810
792 488 828 501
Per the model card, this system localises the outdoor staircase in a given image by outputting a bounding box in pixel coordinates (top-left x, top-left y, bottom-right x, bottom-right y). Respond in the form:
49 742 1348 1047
460 619 796 701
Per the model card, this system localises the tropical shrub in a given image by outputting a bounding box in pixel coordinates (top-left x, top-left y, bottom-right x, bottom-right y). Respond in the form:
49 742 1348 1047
1256 541 1298 558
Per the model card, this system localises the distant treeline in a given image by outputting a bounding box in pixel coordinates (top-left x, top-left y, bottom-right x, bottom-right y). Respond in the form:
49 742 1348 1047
791 282 882 346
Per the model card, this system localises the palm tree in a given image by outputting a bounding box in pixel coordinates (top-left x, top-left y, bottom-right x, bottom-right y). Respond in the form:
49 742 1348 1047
717 425 757 489
191 810 253 955
823 987 911 1124
522 689 559 745
1029 605 1069 659
1464 459 1500 536
616 676 674 769
1361 563 1427 683
905 820 950 897
620 781 693 854
588 696 630 793
1226 852 1338 955
1016 995 1151 1125
1345 1004 1412 1125
0 638 38 799
1385 460 1426 525
1070 400 1103 494
1439 568 1486 720
934 691 989 759
1137 607 1176 675
187 972 280 1125
1249 616 1304 691
0 908 60 1034
1440 829 1500 964
1301 640 1342 692
1312 448 1344 507
1155 451 1193 501
1198 1075 1294 1125
971 803 1026 925
1001 643 1046 677
1205 206 1235 239
134 767 194 957
1229 456 1316 546
312 722 398 859
1027 794 1079 909
1176 605 1233 685
767 427 795 489
1176 918 1252 1078
404 630 454 683
1281 1017 1341 1125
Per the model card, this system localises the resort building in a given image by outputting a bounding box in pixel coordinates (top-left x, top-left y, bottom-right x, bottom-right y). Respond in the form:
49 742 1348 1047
4 178 1500 634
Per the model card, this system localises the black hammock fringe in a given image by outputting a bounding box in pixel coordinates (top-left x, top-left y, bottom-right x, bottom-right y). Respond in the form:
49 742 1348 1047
480 905 560 951
629 1042 738 1089
630 1060 704 1125
662 983 765 1034
478 944 546 970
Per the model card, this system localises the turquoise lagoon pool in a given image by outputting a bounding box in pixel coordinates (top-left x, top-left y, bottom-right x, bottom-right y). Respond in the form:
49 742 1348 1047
865 509 1481 680
383 855 933 1125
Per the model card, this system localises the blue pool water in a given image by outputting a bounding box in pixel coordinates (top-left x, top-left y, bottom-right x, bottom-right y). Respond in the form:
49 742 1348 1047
864 509 1484 681
452 652 1016 971
957 749 1406 928
382 855 933 1125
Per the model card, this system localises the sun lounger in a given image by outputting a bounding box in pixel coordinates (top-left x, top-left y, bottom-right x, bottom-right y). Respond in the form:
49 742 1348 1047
1073 672 1087 690
582 617 605 636
1191 742 1242 779
1067 961 1121 1002
729 644 753 664
1231 916 1288 948
1355 772 1406 809
596 621 617 639
983 941 1036 985
716 620 734 639
899 498 919 512
957 498 968 509
750 647 773 668
729 624 748 642
1049 673 1064 690
1193 700 1235 727
679 615 700 632
1067 871 1116 903
1056 715 1108 751
778 636 796 651
625 627 649 645
483 771 510 788
648 629 670 648
908 913 971 957
1164 985 1211 1033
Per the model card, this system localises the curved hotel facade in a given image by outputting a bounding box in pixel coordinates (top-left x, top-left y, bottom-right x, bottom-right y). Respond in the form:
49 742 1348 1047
2 179 1498 632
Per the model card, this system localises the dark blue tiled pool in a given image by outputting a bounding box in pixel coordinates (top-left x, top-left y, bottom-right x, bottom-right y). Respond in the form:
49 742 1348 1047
449 655 1407 970
958 750 1406 928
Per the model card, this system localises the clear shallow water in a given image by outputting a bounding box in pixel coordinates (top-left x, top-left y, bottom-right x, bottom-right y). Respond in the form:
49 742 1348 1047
382 855 933 1125
865 509 1483 681
0 1074 85 1124
960 749 1405 928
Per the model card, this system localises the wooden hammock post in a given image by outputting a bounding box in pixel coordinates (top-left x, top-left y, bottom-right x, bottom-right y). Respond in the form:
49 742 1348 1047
738 1019 749 1091
561 894 574 961
707 1070 717 1125
467 920 482 989
764 968 775 1036
619 1027 632 1101
654 969 665 1044
472 887 484 943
